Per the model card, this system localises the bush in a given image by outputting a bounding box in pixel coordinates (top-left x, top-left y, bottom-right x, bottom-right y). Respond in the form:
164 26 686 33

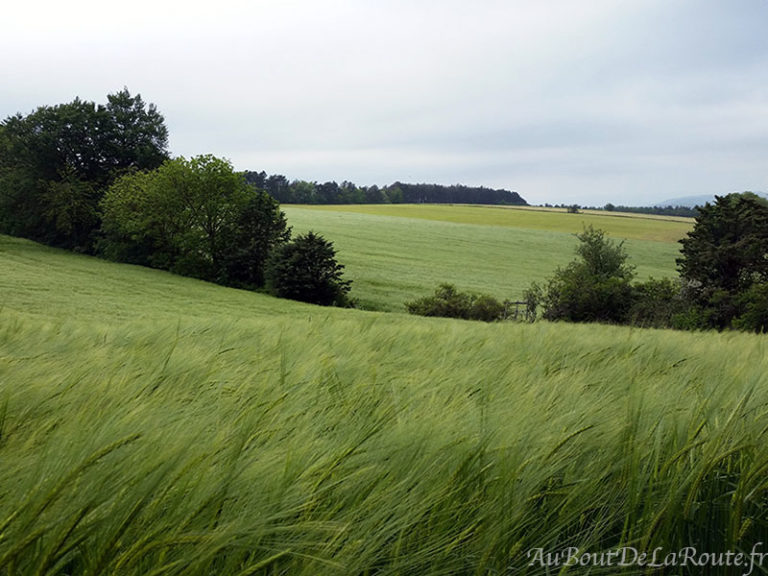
406 284 508 322
733 283 768 333
628 277 689 328
470 294 508 322
529 226 635 324
265 231 352 306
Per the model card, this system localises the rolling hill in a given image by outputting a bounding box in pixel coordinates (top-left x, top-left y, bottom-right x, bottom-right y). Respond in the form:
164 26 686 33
1 206 766 575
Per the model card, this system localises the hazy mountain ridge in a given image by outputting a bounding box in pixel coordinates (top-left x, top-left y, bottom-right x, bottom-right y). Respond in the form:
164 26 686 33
653 192 768 208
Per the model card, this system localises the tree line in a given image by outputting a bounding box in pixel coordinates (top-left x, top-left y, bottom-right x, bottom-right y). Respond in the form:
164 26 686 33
0 90 351 306
243 171 527 206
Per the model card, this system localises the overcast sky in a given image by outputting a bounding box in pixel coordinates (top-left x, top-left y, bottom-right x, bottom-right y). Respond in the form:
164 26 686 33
2 1 767 205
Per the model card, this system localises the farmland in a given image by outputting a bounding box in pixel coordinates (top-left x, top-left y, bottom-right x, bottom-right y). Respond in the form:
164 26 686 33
283 204 691 310
1 207 767 575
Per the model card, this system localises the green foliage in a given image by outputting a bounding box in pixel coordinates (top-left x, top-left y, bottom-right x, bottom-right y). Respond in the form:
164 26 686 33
405 283 507 322
0 89 168 251
470 293 508 322
677 192 768 331
245 171 526 205
97 169 161 266
733 283 768 333
531 226 635 323
265 231 351 306
628 277 689 328
42 167 100 251
100 89 169 173
386 184 404 204
573 225 635 281
99 155 289 287
220 191 292 288
380 181 525 205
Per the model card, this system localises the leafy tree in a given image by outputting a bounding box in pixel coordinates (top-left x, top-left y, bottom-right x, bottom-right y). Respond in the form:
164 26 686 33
242 170 268 190
316 181 341 204
677 192 768 330
265 174 292 203
0 89 168 250
220 191 291 288
384 185 403 204
364 185 386 203
98 169 160 265
290 180 317 204
528 226 635 323
99 155 289 286
340 181 365 203
99 89 169 175
265 232 351 306
0 99 102 247
42 167 100 251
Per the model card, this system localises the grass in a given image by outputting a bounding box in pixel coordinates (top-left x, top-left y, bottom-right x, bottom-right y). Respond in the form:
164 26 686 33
289 204 694 242
2 233 768 575
283 205 690 311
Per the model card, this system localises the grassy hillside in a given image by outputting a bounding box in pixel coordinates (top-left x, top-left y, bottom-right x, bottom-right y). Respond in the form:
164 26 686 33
1 233 767 575
283 205 690 311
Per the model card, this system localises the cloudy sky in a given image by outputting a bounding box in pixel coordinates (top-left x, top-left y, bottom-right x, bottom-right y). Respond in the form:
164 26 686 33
2 0 767 205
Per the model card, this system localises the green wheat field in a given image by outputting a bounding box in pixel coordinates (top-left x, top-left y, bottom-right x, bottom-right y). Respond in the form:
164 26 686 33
2 206 767 575
283 204 689 310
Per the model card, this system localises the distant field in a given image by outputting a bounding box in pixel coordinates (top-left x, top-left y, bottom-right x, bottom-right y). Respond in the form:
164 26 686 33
290 203 694 242
1 234 767 575
284 204 691 311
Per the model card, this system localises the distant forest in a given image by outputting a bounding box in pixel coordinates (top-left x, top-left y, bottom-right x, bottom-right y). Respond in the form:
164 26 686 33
242 171 528 206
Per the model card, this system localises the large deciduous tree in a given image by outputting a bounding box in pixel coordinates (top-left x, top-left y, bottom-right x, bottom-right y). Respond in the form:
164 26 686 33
677 192 768 331
99 155 290 288
0 89 168 250
99 89 169 175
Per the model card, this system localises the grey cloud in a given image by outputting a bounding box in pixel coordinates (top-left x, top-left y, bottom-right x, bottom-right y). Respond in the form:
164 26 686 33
2 0 767 205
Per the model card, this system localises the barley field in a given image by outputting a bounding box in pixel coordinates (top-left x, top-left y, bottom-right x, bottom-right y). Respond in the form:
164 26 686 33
1 228 767 575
